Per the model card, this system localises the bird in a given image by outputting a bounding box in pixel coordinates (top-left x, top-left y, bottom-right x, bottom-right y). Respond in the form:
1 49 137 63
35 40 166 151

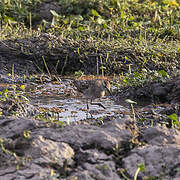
73 79 112 109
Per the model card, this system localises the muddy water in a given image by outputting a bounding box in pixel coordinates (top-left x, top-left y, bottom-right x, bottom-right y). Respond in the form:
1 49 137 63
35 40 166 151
32 96 125 122
29 80 126 122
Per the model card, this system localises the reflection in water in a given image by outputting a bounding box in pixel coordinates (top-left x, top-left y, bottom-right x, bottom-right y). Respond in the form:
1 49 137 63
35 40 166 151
28 81 125 122
31 96 125 122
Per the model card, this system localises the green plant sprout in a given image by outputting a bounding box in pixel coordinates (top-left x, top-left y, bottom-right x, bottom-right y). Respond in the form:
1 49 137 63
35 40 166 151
125 99 137 121
168 113 180 128
134 164 145 180
74 70 84 78
42 56 52 79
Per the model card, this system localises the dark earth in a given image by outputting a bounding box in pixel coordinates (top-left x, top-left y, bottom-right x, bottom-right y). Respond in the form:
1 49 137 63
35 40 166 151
0 2 180 178
0 33 180 180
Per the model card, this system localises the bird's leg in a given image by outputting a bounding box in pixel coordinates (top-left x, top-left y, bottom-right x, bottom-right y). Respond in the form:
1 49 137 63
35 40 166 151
86 99 89 119
87 99 89 110
90 99 106 109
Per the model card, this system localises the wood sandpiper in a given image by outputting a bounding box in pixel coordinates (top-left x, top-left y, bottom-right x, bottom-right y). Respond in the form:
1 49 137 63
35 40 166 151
73 79 112 109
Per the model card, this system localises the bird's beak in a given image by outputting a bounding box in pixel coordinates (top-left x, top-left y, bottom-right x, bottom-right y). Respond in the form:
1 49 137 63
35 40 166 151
105 86 113 96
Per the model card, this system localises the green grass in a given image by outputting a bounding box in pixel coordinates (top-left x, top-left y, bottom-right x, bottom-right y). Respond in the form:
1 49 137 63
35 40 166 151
0 0 179 76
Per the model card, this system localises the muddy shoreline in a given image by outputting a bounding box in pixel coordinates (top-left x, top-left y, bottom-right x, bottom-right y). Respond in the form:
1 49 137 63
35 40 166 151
0 36 180 179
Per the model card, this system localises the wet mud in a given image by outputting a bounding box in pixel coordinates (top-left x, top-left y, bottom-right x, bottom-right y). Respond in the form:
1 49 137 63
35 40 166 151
0 35 179 180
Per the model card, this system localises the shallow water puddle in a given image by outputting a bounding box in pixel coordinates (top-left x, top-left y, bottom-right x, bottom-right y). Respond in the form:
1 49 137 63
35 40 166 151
31 95 125 122
29 80 125 122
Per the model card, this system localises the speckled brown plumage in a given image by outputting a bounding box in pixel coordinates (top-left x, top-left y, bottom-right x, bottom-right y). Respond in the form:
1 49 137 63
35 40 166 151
73 79 111 109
